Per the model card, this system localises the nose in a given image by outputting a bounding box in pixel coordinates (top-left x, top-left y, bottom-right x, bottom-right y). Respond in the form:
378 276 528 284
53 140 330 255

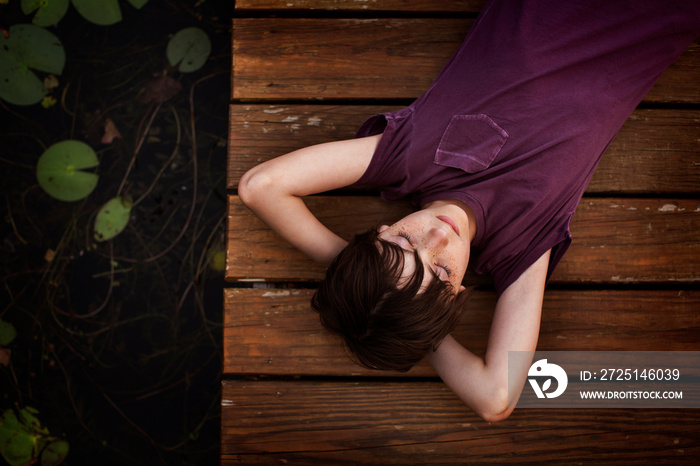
424 227 449 249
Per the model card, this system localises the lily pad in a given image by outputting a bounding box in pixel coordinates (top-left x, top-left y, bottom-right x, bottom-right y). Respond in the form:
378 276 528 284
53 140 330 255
41 440 69 466
71 0 149 26
36 140 99 202
207 248 226 272
166 27 211 73
0 410 37 466
94 196 133 242
21 0 70 27
0 24 65 106
0 319 17 346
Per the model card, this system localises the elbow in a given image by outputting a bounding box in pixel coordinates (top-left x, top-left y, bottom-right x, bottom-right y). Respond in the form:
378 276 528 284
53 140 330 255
479 405 513 423
473 389 513 423
238 167 272 209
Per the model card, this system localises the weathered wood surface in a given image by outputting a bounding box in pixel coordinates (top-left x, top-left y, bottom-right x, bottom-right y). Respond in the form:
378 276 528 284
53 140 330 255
224 2 700 464
226 195 700 283
232 18 700 102
227 105 700 194
223 288 700 376
236 0 486 12
221 379 700 463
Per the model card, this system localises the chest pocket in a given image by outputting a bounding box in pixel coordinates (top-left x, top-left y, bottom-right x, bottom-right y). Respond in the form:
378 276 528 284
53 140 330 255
434 114 508 173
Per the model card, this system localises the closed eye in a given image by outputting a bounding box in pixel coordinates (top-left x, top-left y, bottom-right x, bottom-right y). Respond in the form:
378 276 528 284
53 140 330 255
397 231 414 248
437 262 452 278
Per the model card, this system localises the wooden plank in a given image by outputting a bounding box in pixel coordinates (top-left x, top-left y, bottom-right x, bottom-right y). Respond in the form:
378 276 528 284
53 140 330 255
227 104 401 189
588 109 700 194
223 289 700 376
232 18 700 102
550 198 700 284
232 18 467 101
226 195 700 283
236 0 486 12
227 105 700 194
221 379 700 463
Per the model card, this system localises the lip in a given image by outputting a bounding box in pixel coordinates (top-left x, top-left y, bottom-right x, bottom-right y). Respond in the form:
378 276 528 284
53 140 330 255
437 215 460 236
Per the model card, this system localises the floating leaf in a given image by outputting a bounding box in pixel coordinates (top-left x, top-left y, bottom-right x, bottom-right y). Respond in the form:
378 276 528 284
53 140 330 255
166 27 211 73
207 248 226 272
36 140 99 202
41 440 69 466
0 319 17 346
0 24 65 106
0 410 36 466
94 196 133 242
17 407 45 435
126 0 149 8
71 0 149 26
71 0 121 25
41 96 57 108
21 0 70 27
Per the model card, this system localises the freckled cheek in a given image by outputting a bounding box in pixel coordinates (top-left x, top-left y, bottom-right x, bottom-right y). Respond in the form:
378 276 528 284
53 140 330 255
448 247 469 273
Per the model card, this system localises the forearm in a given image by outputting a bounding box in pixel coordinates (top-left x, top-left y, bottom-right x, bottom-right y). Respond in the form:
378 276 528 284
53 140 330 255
429 251 551 422
429 335 512 422
238 135 380 264
239 167 347 264
240 179 347 264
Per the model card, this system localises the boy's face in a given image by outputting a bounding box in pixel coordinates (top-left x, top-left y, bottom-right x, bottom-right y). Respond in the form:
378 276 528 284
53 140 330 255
378 202 471 294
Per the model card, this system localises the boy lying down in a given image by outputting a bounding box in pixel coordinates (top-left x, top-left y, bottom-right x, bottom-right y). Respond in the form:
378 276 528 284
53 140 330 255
239 0 700 420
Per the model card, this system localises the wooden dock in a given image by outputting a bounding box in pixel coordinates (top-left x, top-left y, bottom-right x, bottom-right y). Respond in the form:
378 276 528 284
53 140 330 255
223 1 700 463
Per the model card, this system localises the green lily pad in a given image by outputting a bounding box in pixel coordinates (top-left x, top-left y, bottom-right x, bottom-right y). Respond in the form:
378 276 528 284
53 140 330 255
36 140 99 202
207 248 226 272
126 0 149 8
71 0 149 26
41 440 69 466
0 24 65 106
21 0 70 27
0 319 17 346
94 196 133 242
17 407 46 436
0 410 37 466
166 27 211 73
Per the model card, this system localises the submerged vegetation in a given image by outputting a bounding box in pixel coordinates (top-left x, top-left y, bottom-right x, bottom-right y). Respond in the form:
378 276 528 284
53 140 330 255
1 0 230 464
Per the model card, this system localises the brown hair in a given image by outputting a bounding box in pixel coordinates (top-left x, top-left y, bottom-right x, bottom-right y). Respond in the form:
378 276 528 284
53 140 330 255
311 228 470 372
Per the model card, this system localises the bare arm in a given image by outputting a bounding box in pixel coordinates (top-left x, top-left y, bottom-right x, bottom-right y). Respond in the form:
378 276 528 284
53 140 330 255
239 135 381 265
428 249 551 421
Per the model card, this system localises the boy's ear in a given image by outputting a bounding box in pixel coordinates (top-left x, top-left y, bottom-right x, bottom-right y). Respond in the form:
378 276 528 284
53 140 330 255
378 225 389 233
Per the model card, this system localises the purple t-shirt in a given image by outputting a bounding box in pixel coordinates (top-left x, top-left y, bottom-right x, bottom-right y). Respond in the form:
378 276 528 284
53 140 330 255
354 0 700 295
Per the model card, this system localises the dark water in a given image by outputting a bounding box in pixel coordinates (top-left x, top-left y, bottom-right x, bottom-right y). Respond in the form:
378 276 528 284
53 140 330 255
1 1 231 464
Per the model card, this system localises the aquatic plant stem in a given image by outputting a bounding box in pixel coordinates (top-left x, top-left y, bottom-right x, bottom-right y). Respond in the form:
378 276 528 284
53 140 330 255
116 102 163 198
131 76 205 264
0 99 46 136
133 106 183 207
53 243 115 319
5 195 28 245
101 392 167 466
69 78 82 139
